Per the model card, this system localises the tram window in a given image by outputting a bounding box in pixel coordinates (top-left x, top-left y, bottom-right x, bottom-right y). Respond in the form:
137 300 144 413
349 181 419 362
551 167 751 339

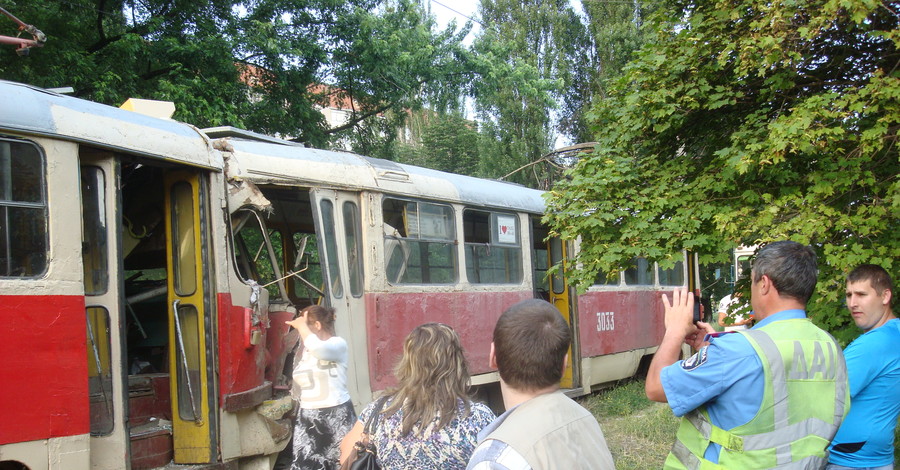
170 182 197 296
624 257 653 285
232 209 283 299
343 201 364 297
0 139 47 277
658 259 685 286
320 199 344 297
383 198 457 284
81 166 109 295
174 303 203 422
531 217 550 296
737 255 752 280
549 237 565 294
594 270 619 286
289 232 324 304
87 306 114 435
463 209 522 284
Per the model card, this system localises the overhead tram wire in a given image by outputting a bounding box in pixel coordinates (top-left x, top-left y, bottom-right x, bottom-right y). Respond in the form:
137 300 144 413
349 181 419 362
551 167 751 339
430 0 484 27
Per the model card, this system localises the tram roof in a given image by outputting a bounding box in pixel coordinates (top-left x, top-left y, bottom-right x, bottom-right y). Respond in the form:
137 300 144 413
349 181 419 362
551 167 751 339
0 80 217 169
221 137 547 214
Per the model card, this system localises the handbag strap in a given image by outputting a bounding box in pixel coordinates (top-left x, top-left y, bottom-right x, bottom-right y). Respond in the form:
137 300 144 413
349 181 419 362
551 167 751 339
364 396 390 435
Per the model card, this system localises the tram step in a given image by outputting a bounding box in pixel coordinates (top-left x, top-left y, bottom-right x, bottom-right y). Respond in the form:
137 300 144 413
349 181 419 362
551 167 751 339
130 419 172 470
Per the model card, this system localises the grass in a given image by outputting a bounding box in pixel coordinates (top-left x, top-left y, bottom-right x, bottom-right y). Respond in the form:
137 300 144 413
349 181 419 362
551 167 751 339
578 379 678 470
580 379 900 468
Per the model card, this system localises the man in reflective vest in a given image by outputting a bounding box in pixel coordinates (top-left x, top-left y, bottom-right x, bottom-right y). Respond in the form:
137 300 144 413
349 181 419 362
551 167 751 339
646 241 850 469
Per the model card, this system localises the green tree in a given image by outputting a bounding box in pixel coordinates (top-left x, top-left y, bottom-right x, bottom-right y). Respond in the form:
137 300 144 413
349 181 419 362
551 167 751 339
471 0 588 188
582 0 658 102
0 0 470 148
394 112 481 175
545 0 899 340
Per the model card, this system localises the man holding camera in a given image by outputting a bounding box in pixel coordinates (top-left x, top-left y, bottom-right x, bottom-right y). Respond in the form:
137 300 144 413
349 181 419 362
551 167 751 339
646 241 850 469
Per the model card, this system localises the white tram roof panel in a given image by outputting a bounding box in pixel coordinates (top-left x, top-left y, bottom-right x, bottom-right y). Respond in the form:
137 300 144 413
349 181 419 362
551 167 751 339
222 138 546 214
0 80 217 169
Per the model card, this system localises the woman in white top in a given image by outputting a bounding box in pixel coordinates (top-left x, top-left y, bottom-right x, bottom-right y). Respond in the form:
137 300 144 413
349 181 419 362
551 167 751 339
716 293 753 331
286 305 355 470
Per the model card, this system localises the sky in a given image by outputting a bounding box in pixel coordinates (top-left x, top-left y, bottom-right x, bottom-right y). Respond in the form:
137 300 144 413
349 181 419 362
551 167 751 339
428 0 584 42
429 0 482 43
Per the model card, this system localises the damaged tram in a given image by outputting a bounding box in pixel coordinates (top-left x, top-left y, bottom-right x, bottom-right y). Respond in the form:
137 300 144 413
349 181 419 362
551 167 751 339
0 80 696 470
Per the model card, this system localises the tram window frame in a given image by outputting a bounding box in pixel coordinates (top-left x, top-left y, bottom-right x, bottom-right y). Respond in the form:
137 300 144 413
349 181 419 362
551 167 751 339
174 303 203 421
463 209 523 284
288 231 325 305
81 166 109 295
342 201 364 297
383 197 457 285
0 138 48 278
231 208 285 300
319 199 344 298
594 270 619 286
624 257 653 286
657 259 685 286
170 182 198 296
530 217 550 296
86 305 114 436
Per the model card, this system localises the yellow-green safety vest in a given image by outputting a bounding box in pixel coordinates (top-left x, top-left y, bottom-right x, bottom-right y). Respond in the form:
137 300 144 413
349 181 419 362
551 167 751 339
665 319 850 469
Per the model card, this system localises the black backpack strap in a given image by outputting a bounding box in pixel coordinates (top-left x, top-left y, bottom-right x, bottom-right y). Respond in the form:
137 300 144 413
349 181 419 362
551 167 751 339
364 396 390 435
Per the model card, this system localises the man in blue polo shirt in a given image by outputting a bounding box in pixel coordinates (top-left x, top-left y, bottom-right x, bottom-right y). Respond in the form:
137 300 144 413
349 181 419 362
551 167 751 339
827 264 900 470
646 241 850 469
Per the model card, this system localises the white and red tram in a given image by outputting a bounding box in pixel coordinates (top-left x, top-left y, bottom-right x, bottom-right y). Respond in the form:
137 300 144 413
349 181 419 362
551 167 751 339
0 80 697 470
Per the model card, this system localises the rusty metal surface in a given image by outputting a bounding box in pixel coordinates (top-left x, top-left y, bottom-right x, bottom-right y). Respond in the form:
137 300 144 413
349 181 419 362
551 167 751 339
576 289 666 357
363 290 532 391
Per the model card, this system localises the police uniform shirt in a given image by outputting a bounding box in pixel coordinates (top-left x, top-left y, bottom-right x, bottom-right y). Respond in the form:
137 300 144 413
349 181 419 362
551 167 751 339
660 309 808 463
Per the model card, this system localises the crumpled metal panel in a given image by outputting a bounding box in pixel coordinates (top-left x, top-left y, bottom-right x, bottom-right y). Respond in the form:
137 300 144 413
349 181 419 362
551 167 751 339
0 80 217 169
224 139 546 213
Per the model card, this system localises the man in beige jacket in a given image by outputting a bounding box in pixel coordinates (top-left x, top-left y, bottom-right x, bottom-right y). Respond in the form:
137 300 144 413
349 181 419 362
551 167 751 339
467 299 615 470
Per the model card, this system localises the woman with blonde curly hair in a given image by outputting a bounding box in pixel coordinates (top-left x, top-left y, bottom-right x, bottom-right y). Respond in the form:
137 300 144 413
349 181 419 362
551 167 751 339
339 323 494 469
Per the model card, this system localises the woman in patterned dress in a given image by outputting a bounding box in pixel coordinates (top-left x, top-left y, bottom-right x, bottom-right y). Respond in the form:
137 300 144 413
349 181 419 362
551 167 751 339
339 323 495 469
286 305 356 470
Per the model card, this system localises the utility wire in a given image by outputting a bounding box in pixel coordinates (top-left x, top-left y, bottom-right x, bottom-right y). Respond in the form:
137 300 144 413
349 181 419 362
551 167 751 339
430 0 484 27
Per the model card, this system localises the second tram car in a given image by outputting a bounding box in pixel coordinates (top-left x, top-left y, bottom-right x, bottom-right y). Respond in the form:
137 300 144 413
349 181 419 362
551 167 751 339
0 80 697 470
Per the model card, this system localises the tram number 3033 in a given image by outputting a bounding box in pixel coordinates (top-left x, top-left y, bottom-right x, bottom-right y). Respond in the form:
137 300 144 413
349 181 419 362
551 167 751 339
596 311 615 332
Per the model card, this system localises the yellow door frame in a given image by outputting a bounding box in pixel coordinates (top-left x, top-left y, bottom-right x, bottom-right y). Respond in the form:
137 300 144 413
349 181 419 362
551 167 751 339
164 171 215 463
547 237 576 389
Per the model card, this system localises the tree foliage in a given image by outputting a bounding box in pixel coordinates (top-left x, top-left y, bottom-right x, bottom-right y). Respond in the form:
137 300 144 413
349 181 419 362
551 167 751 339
391 112 479 173
545 0 900 339
582 0 657 102
0 0 470 148
470 0 588 188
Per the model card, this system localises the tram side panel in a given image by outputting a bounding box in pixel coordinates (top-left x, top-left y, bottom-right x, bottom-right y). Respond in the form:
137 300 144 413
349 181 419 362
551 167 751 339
576 289 666 388
0 137 91 468
363 290 532 391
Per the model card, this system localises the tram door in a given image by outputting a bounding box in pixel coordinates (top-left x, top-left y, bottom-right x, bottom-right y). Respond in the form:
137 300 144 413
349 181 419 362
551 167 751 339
547 237 577 389
310 188 372 405
164 171 216 463
81 152 128 470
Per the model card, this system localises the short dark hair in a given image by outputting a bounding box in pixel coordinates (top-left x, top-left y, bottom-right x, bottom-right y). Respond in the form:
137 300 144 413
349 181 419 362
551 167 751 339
493 299 571 391
303 305 336 335
848 264 894 307
752 241 818 304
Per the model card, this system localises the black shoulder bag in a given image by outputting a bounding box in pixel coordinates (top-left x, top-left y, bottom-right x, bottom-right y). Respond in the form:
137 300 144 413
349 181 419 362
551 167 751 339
341 396 389 470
